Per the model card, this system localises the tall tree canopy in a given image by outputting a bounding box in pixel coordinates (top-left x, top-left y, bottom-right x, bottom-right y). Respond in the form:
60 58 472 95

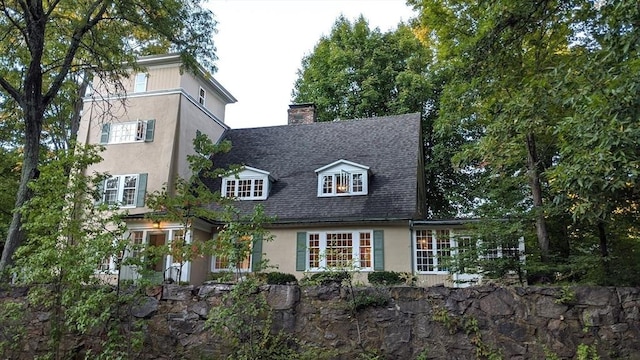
292 16 472 217
0 0 218 273
410 0 640 284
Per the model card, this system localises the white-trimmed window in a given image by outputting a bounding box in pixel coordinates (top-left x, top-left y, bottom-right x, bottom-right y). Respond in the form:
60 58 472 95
415 229 452 273
101 173 147 208
198 86 206 105
100 119 155 144
306 231 373 270
134 73 148 93
221 166 270 200
211 235 252 272
315 160 369 197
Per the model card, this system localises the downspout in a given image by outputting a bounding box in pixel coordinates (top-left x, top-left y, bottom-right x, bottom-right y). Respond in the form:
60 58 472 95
409 220 415 277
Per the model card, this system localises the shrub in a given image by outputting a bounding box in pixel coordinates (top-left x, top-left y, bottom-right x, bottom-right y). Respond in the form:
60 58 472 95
369 271 414 285
266 272 298 285
304 271 351 285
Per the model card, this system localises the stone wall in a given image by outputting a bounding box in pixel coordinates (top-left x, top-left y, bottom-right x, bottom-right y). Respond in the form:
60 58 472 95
2 284 639 359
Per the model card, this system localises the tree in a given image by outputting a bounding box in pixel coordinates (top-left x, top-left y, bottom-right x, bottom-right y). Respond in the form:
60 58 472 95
409 0 579 262
0 0 218 274
292 15 468 217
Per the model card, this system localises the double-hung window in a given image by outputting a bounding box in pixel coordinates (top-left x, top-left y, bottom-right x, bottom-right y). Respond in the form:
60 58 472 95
316 160 368 197
101 173 147 208
134 73 148 93
100 119 155 144
415 229 452 273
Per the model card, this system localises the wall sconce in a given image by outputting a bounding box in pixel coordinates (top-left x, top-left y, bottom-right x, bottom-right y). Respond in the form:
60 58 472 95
152 221 161 229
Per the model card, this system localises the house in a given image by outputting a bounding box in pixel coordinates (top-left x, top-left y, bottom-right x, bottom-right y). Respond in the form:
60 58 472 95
78 54 235 284
79 55 517 287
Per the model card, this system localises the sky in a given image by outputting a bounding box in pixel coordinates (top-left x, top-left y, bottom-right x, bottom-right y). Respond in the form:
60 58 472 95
207 0 416 129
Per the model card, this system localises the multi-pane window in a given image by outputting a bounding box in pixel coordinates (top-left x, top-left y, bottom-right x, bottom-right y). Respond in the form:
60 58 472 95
326 233 353 267
307 231 373 270
222 177 267 200
415 229 451 273
359 232 372 268
198 87 206 105
102 174 140 207
319 171 367 196
130 231 145 258
134 73 147 93
100 119 154 145
211 236 252 272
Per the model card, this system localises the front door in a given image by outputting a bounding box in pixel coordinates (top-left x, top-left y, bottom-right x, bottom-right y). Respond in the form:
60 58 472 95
148 232 167 274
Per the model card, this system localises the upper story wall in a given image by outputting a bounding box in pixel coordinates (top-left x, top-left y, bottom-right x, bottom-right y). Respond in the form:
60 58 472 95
77 54 236 214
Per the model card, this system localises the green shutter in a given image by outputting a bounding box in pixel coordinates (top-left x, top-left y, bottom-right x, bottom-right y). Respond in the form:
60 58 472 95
373 230 384 271
100 123 110 144
145 120 155 142
295 232 307 271
136 173 148 207
251 234 263 272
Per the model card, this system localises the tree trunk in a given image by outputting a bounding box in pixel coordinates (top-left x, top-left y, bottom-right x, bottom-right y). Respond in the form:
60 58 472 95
0 111 43 273
0 2 46 274
526 132 550 262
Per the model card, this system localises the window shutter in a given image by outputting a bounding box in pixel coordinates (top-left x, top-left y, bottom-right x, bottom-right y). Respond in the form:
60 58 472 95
251 234 263 272
373 230 384 271
295 232 307 271
145 119 155 142
100 123 110 144
136 173 148 207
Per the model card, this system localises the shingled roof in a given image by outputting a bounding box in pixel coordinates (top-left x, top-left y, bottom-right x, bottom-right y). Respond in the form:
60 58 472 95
208 112 424 224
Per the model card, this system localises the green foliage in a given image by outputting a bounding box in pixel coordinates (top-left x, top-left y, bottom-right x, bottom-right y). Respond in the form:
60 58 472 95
351 288 391 311
292 15 467 217
576 343 600 360
431 305 502 359
0 299 26 359
554 286 577 305
302 270 351 286
6 145 145 358
368 271 416 286
265 272 298 285
206 277 333 360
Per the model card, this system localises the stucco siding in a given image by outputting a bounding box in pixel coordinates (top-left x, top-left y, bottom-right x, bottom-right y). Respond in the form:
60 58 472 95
173 96 227 180
81 94 181 215
179 72 228 120
263 225 415 282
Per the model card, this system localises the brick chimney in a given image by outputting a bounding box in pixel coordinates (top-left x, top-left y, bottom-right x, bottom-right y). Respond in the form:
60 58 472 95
287 103 317 125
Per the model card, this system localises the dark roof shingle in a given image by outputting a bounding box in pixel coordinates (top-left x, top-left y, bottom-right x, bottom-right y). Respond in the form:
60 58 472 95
208 113 422 223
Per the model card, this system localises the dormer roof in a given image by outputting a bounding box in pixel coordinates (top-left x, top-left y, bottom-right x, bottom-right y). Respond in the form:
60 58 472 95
207 112 423 223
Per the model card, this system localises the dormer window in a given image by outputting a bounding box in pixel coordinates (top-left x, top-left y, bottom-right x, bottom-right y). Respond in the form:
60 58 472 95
315 160 369 197
221 166 271 200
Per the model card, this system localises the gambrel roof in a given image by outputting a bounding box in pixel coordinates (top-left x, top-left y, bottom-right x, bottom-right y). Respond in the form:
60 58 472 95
208 112 424 224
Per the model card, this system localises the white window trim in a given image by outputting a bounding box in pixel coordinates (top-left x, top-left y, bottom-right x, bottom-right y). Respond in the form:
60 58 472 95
103 174 140 208
108 120 148 144
414 229 453 275
222 177 267 200
210 235 253 272
315 160 369 197
134 73 148 93
198 86 206 106
414 229 526 275
307 230 373 272
221 167 271 200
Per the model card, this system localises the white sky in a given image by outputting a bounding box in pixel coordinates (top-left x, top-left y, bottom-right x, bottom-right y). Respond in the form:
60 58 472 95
208 0 416 129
